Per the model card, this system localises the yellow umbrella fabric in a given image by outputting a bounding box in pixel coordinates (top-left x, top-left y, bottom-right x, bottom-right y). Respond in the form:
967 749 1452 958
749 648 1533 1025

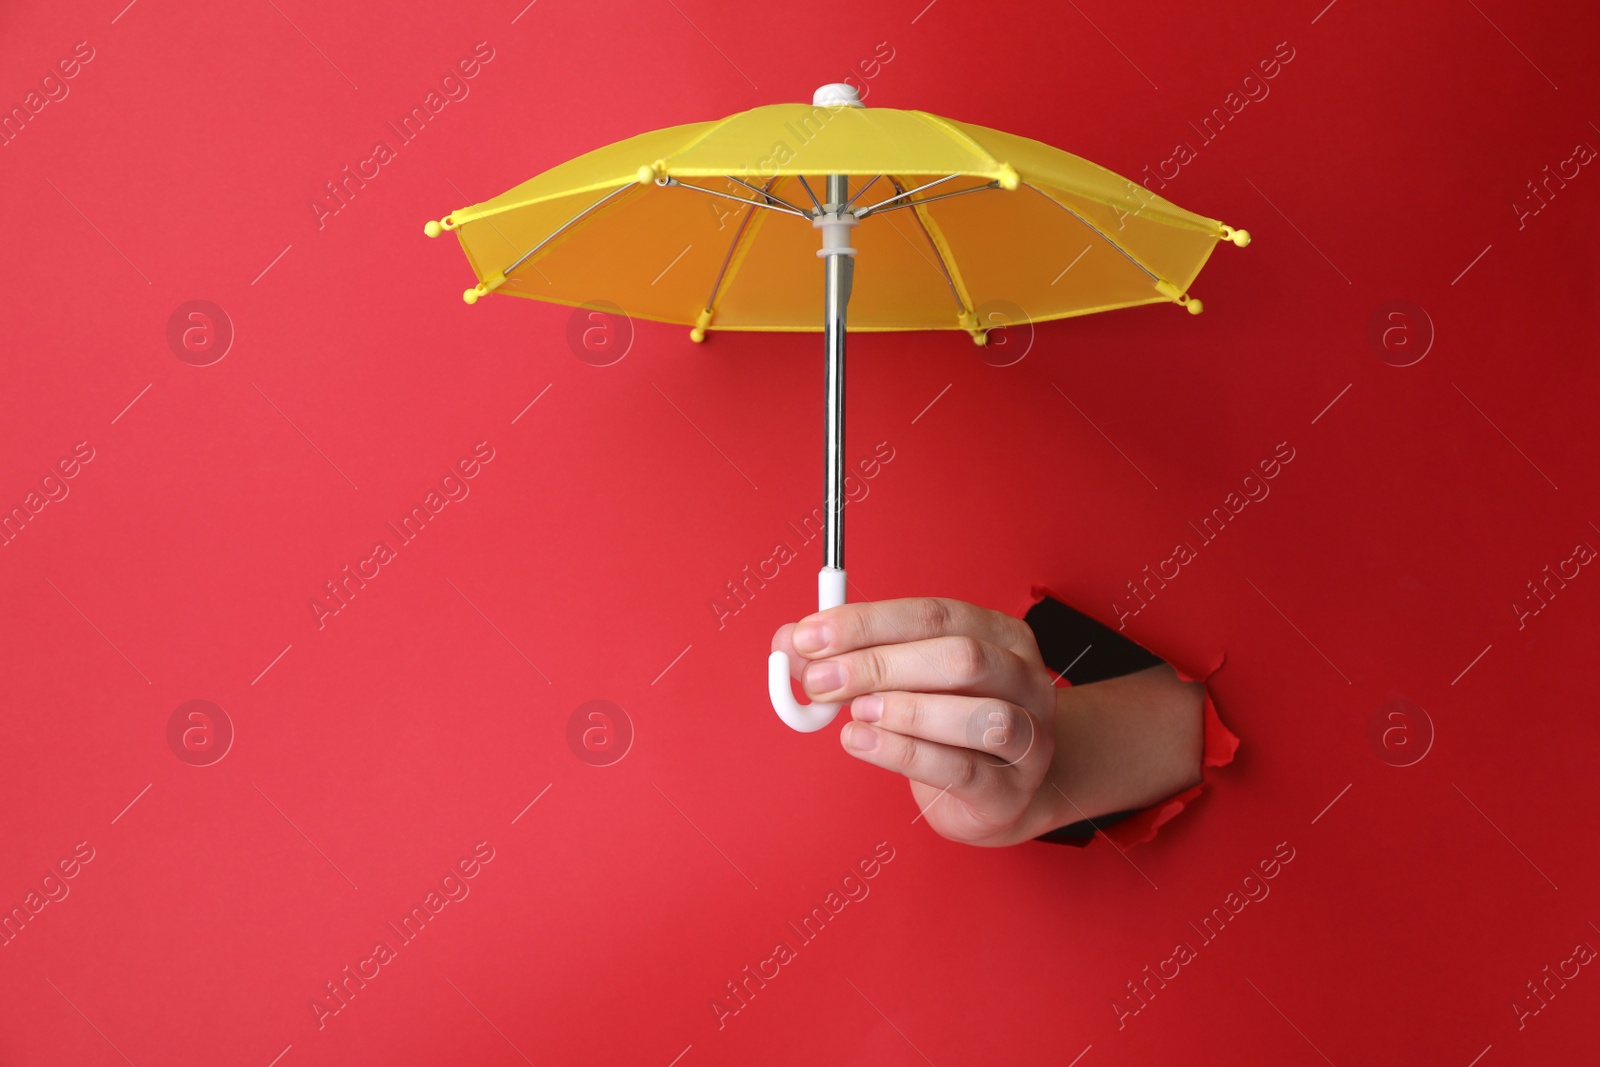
424 98 1249 341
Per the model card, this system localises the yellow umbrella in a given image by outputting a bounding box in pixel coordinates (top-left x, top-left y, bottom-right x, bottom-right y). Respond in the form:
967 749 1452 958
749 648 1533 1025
425 83 1250 730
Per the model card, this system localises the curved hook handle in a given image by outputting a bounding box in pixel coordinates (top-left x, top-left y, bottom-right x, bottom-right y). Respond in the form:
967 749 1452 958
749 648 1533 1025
768 651 843 732
770 567 847 732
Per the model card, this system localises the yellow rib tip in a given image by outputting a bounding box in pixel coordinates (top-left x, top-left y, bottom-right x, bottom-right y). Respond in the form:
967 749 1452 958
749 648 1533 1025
1154 278 1203 314
464 271 506 304
1220 224 1251 247
690 307 713 342
637 164 656 185
997 163 1020 191
957 309 987 344
424 220 442 238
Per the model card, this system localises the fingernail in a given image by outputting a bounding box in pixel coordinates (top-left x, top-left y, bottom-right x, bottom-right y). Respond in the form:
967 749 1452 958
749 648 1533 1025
793 621 831 655
852 694 883 722
844 724 878 752
806 661 844 694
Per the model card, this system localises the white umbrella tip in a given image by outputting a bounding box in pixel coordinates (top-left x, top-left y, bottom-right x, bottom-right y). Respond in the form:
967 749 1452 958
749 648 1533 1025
813 83 863 108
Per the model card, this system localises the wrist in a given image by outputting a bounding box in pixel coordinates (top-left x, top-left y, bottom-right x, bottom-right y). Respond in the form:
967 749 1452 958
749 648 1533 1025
1036 666 1205 836
1040 683 1104 832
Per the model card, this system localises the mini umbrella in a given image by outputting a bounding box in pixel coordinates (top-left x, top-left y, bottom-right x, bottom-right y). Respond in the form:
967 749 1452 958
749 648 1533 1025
425 82 1249 732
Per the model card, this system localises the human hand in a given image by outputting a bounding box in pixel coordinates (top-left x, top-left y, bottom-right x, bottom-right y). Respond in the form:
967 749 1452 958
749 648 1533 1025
771 597 1063 847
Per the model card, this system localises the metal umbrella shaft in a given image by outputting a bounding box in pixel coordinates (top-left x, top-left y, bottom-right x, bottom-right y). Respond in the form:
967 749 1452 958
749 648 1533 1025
823 173 852 572
767 172 857 733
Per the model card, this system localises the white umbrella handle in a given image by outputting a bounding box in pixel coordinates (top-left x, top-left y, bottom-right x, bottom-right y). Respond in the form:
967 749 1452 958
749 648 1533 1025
768 567 847 732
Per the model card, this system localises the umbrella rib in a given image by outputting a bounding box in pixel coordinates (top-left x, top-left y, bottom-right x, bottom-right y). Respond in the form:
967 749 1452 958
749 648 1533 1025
660 177 811 219
701 177 775 313
723 174 810 216
445 178 551 287
1021 181 1159 284
500 183 636 280
885 175 967 314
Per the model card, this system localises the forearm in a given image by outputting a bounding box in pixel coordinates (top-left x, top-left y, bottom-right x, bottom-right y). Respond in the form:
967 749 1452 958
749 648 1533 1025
1038 663 1205 833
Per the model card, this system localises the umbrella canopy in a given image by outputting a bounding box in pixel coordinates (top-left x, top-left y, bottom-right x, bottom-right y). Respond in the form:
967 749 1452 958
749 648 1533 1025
425 89 1248 339
425 83 1248 731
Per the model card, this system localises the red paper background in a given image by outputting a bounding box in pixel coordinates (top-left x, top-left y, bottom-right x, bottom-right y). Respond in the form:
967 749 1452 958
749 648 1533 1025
3 1 1597 1064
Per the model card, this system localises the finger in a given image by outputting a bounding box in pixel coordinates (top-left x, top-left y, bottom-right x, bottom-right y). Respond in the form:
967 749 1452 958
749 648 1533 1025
769 622 806 678
802 635 1039 708
839 720 1001 798
791 598 1040 663
852 691 1039 767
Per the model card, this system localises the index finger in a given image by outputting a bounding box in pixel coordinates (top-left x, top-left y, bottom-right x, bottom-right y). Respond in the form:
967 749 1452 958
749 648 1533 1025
791 597 1040 663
